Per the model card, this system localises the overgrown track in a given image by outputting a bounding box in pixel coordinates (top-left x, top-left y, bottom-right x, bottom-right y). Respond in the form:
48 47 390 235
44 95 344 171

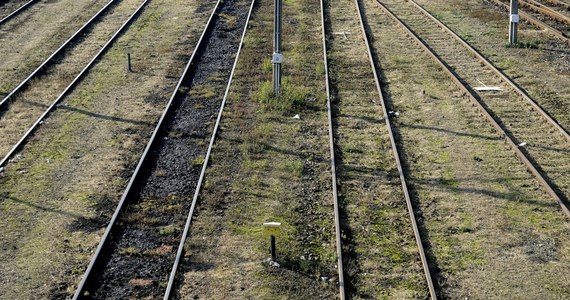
323 0 435 298
0 0 36 25
72 0 254 298
353 0 437 297
319 0 345 298
0 0 148 168
375 0 570 217
536 0 570 11
0 0 115 109
487 0 570 43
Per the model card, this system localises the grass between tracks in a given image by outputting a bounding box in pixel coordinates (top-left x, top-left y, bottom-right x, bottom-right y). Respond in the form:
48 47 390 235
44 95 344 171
364 0 570 298
0 0 146 160
325 0 428 298
413 0 570 134
0 0 108 94
0 0 213 298
178 0 339 298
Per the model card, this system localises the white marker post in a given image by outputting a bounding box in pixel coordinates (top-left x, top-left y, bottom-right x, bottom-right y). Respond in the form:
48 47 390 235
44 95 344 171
509 0 519 45
263 222 281 261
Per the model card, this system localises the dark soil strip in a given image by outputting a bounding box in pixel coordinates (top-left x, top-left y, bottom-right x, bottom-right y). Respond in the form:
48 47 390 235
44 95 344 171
80 0 252 298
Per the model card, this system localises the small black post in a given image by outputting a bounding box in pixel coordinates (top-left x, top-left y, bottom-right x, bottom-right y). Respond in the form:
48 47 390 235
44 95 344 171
270 235 276 260
127 53 132 72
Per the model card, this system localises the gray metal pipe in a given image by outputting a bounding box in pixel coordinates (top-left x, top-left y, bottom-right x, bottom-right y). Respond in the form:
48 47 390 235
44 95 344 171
509 0 519 45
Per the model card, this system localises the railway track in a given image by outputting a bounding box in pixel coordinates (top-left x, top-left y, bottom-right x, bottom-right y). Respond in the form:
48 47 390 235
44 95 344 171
72 0 254 298
361 0 570 297
487 0 570 43
539 0 570 11
322 0 435 298
319 1 345 299
0 0 116 109
0 0 148 167
375 0 570 218
0 0 36 25
351 0 437 296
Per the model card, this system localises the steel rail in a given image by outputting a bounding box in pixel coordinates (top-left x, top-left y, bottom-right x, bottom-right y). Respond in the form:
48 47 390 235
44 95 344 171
355 0 438 298
488 0 569 42
71 0 221 298
319 0 346 299
374 0 570 219
540 0 570 9
0 0 148 168
163 0 255 298
406 0 570 143
521 0 570 25
0 0 116 110
0 0 36 25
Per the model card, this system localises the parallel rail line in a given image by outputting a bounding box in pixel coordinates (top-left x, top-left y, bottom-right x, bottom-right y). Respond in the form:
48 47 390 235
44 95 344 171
322 0 437 297
0 0 36 26
71 0 256 297
408 0 570 142
520 0 570 25
354 0 438 297
0 0 116 110
319 0 345 298
487 0 570 43
164 0 255 297
0 0 148 168
374 0 570 218
71 0 221 297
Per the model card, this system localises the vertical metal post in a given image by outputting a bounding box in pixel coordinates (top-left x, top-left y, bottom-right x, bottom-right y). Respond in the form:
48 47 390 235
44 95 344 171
270 235 276 260
509 0 519 45
272 0 282 96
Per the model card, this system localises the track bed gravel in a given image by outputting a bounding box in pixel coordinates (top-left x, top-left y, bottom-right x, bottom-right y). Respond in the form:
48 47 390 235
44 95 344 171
82 0 252 298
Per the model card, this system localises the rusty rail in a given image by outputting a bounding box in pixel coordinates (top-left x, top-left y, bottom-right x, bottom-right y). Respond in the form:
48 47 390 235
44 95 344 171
375 0 570 219
487 0 569 42
320 0 346 298
354 0 439 298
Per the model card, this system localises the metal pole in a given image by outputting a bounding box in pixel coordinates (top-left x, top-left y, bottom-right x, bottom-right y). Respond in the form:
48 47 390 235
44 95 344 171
272 0 282 96
509 0 519 45
270 235 276 260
